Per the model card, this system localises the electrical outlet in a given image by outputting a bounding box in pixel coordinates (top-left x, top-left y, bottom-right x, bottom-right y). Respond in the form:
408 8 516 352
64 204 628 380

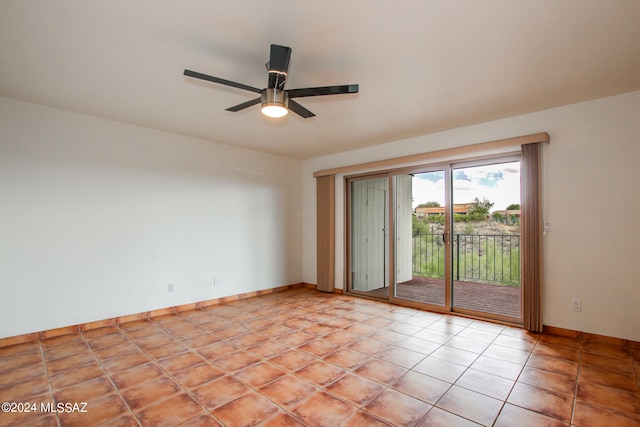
572 299 581 311
168 283 175 293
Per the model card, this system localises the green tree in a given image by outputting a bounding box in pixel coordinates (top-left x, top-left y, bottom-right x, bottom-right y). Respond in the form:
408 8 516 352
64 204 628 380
428 214 445 225
506 203 520 210
415 201 441 208
412 215 429 236
454 213 469 223
468 197 494 217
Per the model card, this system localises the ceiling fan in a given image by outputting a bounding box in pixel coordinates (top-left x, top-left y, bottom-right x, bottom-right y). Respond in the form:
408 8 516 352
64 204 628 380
184 44 359 119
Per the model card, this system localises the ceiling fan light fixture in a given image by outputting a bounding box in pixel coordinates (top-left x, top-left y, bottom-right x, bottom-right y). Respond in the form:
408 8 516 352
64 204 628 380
261 104 288 118
184 44 359 119
261 88 288 118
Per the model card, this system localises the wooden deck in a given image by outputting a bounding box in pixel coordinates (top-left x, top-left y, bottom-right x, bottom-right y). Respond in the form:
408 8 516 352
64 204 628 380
368 276 521 319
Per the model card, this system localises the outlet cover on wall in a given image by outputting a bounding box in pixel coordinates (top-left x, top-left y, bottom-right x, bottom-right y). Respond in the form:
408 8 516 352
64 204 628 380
572 298 581 311
168 283 175 293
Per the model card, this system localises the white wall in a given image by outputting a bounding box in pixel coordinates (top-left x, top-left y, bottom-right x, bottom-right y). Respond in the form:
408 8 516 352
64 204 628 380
0 97 302 339
303 90 640 342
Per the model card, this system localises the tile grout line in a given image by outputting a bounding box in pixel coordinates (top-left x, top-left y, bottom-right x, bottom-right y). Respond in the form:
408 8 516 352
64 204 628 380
435 320 503 426
145 303 350 425
78 329 143 427
115 320 229 426
21 289 634 426
394 316 459 426
495 336 542 426
38 339 62 427
264 298 398 426
263 302 393 426
424 319 545 426
266 297 434 426
569 343 584 427
372 309 515 425
308 300 420 426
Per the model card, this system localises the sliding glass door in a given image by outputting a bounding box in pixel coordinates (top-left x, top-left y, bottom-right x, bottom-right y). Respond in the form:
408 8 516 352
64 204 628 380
451 160 521 320
391 170 448 308
347 157 522 323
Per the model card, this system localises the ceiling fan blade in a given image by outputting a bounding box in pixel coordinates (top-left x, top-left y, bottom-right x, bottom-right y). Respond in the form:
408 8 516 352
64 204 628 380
184 69 262 94
288 99 316 119
268 45 292 74
225 97 261 112
286 84 359 98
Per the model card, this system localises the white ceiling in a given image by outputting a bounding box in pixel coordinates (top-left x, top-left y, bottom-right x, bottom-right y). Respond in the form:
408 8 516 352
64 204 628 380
2 1 640 160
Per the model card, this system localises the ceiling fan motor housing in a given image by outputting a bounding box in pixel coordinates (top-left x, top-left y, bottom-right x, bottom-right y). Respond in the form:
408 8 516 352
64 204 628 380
261 88 289 109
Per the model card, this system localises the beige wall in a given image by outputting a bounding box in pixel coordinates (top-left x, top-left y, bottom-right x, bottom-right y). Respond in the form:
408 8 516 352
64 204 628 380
0 97 302 339
302 90 640 341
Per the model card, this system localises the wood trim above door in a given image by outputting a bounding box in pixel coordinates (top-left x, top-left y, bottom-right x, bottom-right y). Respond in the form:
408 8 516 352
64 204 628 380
314 132 549 178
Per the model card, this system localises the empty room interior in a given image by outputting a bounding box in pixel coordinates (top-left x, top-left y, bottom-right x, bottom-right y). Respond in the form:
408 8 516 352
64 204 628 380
1 1 639 426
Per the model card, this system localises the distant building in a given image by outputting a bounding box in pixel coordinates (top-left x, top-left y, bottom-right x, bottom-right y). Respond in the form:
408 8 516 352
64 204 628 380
415 203 474 218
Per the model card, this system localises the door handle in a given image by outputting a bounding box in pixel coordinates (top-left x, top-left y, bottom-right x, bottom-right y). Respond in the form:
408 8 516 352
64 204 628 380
443 230 450 245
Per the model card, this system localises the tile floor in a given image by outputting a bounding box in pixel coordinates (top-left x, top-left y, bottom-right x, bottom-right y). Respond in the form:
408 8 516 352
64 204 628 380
1 288 639 426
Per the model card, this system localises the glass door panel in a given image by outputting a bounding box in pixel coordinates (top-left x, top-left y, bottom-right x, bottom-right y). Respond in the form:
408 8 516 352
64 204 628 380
451 160 522 320
350 177 389 297
392 171 448 308
346 156 522 324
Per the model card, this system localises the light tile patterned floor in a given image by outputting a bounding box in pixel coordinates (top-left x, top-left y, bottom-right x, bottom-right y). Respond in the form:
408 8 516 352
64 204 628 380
0 288 639 426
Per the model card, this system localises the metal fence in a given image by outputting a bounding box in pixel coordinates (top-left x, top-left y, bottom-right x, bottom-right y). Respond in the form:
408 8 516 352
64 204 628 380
412 233 521 286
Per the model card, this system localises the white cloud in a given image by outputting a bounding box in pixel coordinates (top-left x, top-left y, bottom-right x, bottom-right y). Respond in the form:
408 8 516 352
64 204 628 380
412 173 446 207
411 161 520 211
